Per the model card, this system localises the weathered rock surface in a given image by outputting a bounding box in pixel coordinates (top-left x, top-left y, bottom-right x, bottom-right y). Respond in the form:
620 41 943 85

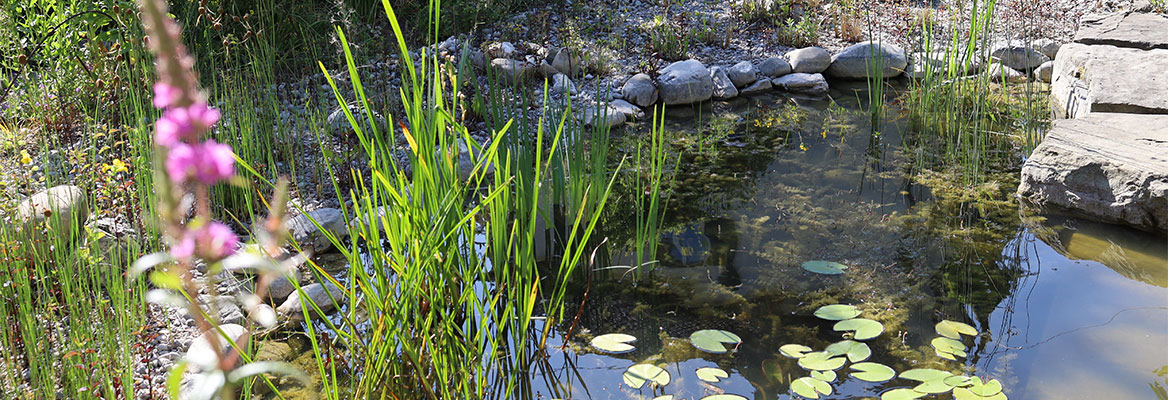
609 99 645 120
578 103 627 129
1034 61 1054 83
1033 38 1063 59
552 48 583 76
757 57 792 77
551 73 576 94
621 73 659 107
185 324 249 368
1051 43 1168 117
656 59 713 105
490 58 532 84
277 282 346 321
710 66 739 99
985 62 1027 83
1018 113 1168 232
739 79 773 95
786 47 831 73
991 40 1050 70
727 61 758 87
772 73 828 94
17 185 88 238
1075 12 1168 50
826 41 908 79
285 208 348 251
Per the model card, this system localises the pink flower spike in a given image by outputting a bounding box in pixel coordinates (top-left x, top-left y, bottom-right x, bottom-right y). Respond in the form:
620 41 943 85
198 221 240 260
195 139 235 184
170 235 195 259
154 103 220 146
153 82 180 109
164 142 198 184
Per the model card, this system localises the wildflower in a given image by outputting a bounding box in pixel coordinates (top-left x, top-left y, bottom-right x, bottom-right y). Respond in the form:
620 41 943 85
103 158 129 174
155 103 221 146
170 221 240 261
20 150 32 165
153 82 181 109
165 140 235 184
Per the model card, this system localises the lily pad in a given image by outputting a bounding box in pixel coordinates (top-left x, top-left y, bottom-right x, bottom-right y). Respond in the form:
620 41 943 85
797 351 846 371
653 397 675 400
935 320 978 340
881 388 927 400
814 304 861 320
696 367 729 383
931 337 967 359
968 377 1004 397
802 260 849 275
791 376 833 399
898 368 954 382
944 375 974 388
832 318 884 340
780 344 813 359
623 364 670 388
700 396 748 400
690 329 742 354
811 370 836 382
850 362 896 383
591 333 637 354
914 379 955 394
825 340 871 362
955 387 1008 400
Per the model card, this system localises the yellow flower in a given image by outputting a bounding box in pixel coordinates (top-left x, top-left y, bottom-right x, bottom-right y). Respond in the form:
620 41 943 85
107 158 129 174
799 143 809 151
19 150 31 165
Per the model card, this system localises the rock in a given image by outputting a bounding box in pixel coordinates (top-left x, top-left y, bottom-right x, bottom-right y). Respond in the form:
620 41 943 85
552 48 583 77
1018 113 1168 232
710 66 739 99
985 62 1027 83
327 105 387 138
489 58 532 84
277 282 346 321
757 57 792 77
285 208 347 252
348 206 392 234
538 60 559 77
1051 43 1168 118
551 73 576 94
185 324 248 368
1034 61 1054 83
578 103 627 129
1075 12 1168 50
487 41 516 59
211 297 243 325
727 61 759 87
609 99 646 120
17 185 87 239
990 40 1050 70
255 341 293 362
621 73 659 107
909 51 983 77
786 47 831 73
739 79 773 95
826 41 908 79
656 59 714 105
772 73 829 94
1033 38 1062 59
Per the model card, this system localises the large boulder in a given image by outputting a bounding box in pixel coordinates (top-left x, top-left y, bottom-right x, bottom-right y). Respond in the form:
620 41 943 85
1018 113 1168 232
739 79 773 95
17 185 88 241
772 73 828 94
656 59 714 105
277 282 346 321
185 324 249 369
1051 43 1168 117
826 41 908 79
1034 61 1054 83
727 61 759 87
552 48 583 77
990 40 1050 70
578 103 627 129
710 66 739 99
757 57 792 77
621 73 659 107
489 58 533 84
1075 12 1168 50
285 208 348 252
786 47 831 73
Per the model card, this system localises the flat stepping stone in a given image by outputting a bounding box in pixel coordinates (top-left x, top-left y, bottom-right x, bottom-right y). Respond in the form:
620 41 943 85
1051 43 1168 117
1075 12 1168 50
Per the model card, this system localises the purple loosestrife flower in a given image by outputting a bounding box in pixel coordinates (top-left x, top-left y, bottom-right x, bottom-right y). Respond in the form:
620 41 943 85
165 140 236 184
153 82 181 109
155 103 221 146
169 222 240 260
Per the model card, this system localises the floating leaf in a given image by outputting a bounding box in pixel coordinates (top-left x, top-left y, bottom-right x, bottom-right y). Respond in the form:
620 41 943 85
850 362 895 382
696 367 729 383
914 379 955 394
825 340 871 362
881 388 927 400
944 375 974 388
653 396 675 400
935 320 978 340
780 344 813 359
802 260 849 275
955 387 1008 400
591 333 637 354
623 364 670 388
833 318 884 340
968 377 1004 397
898 369 954 382
931 337 967 359
791 377 833 399
935 350 958 361
690 330 742 354
811 370 836 382
814 304 860 320
797 351 846 371
700 396 748 400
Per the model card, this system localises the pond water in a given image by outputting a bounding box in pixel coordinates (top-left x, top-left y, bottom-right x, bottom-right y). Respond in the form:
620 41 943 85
519 87 1168 400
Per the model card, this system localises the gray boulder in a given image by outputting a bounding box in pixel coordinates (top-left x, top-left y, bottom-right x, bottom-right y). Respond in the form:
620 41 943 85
609 99 646 120
757 57 792 77
185 324 248 368
552 48 583 77
490 58 532 84
656 59 714 105
727 61 759 87
487 41 516 59
277 282 346 321
1051 43 1168 117
739 79 773 95
990 40 1050 70
772 73 829 94
1075 12 1168 50
826 41 908 78
285 208 348 251
1034 61 1054 83
710 66 739 99
1033 38 1062 59
786 47 832 73
985 62 1027 83
621 73 659 107
578 103 627 129
17 185 87 240
551 73 576 95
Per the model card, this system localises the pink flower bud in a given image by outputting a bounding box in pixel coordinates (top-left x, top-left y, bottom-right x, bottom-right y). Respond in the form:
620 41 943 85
198 221 240 260
164 140 235 185
155 103 221 146
153 82 180 109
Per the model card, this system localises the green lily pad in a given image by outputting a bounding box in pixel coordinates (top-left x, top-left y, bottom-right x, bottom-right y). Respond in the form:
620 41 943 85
696 367 729 383
898 368 954 382
881 388 927 400
690 329 742 354
814 304 861 320
833 318 884 340
791 376 833 399
802 260 849 275
653 397 675 400
797 351 846 371
699 396 748 400
811 370 836 382
931 337 967 359
935 350 958 361
955 387 1008 400
825 340 871 362
944 375 974 388
850 362 896 382
591 333 637 354
623 364 670 388
935 320 978 340
780 344 813 359
969 377 1004 397
914 379 955 394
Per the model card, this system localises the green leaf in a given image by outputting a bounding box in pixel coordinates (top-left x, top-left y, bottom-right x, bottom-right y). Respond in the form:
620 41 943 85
797 351 846 371
690 329 742 354
591 333 637 354
623 364 670 388
148 270 183 290
791 376 833 399
914 379 955 394
881 388 927 400
700 395 748 400
850 362 896 382
944 375 974 388
780 344 813 359
931 337 967 359
811 370 836 382
653 396 675 400
898 368 954 382
832 318 884 340
935 320 978 340
814 304 860 320
802 260 849 275
955 386 1008 400
969 377 1004 396
696 367 729 383
825 340 871 362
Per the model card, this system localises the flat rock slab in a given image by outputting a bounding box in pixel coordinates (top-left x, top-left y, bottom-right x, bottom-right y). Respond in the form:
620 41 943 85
1018 113 1168 232
1075 12 1168 50
1051 43 1168 117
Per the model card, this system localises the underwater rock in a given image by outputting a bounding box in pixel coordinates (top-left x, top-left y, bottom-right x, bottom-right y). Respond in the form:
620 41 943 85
786 47 831 74
728 61 759 87
757 57 792 77
285 208 348 252
17 185 88 242
711 66 739 99
657 59 714 105
826 41 908 79
621 73 659 107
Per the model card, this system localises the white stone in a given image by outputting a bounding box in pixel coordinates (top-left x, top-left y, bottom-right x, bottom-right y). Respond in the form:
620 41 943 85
786 47 831 73
656 59 714 105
